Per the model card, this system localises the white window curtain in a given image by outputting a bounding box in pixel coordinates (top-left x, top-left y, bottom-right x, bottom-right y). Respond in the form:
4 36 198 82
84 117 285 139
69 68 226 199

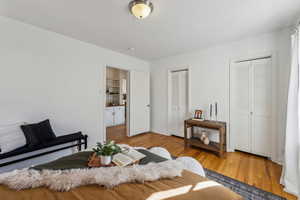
281 25 300 197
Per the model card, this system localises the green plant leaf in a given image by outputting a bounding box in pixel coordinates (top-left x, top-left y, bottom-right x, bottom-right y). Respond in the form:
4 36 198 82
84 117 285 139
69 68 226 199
92 141 122 156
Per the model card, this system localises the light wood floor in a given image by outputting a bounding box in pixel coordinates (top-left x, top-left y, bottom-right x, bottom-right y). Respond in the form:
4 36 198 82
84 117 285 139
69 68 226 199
106 125 128 143
118 132 296 200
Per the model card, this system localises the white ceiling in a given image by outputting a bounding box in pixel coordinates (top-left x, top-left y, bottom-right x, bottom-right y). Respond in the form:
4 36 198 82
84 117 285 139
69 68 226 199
0 0 300 60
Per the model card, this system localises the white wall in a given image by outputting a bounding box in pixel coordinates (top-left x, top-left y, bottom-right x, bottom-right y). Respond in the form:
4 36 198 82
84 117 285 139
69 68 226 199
0 15 291 171
151 29 291 163
0 16 149 171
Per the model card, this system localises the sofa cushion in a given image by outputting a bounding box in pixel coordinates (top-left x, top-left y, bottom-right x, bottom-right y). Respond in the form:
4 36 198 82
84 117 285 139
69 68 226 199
20 124 40 147
35 119 56 142
21 119 56 146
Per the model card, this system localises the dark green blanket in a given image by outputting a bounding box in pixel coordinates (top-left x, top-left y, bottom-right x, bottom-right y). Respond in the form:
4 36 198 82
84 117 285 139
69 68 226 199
32 149 168 170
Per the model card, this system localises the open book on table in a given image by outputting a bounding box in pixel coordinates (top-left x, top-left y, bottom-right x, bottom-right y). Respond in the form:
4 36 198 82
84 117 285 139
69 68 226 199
112 149 146 167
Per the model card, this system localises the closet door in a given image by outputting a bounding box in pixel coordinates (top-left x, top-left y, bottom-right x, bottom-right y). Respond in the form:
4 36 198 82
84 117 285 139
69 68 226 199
251 58 272 156
169 70 188 137
230 62 251 152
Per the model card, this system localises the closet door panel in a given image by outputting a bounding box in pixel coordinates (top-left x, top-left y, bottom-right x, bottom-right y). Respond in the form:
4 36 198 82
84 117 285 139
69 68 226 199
231 63 250 113
253 59 272 116
252 116 271 156
178 71 188 137
252 58 272 156
231 115 251 151
230 62 251 152
170 73 180 136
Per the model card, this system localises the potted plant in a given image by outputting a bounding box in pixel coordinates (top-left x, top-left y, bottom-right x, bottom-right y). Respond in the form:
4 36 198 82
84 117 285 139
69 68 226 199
92 141 122 165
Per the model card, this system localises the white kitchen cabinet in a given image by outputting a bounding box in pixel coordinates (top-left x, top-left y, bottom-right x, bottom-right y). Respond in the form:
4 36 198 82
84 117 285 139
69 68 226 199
105 106 125 127
114 106 125 125
105 107 114 127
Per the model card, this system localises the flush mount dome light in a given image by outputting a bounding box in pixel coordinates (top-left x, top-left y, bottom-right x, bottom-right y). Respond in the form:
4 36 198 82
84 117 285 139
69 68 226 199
129 0 153 19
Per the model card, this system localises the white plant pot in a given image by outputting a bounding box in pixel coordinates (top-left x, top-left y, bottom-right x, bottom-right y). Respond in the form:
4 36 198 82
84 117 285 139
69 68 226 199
100 155 112 165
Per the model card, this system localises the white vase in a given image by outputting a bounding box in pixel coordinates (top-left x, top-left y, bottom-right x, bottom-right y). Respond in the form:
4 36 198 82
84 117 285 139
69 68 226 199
100 155 112 165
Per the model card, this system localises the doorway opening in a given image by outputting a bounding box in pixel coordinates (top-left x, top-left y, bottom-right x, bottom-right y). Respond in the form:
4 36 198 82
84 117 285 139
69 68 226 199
105 66 129 142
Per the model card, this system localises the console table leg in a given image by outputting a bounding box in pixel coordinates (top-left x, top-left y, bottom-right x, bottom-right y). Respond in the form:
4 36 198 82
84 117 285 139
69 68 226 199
219 127 225 157
184 121 188 148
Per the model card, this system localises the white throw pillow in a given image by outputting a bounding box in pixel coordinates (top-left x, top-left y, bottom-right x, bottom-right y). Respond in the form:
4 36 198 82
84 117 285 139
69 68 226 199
0 122 27 154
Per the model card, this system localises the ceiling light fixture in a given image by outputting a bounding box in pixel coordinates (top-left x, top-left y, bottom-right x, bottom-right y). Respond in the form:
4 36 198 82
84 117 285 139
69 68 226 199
129 0 154 19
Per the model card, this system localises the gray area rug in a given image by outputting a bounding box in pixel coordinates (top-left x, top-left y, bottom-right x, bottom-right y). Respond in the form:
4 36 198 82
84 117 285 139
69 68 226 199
204 168 286 200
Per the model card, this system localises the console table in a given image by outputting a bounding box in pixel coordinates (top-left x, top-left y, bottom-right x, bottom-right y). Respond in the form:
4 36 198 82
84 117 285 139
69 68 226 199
184 119 226 157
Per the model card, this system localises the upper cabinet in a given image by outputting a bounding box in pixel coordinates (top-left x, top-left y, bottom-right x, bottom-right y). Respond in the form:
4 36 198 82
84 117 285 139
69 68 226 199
106 67 128 107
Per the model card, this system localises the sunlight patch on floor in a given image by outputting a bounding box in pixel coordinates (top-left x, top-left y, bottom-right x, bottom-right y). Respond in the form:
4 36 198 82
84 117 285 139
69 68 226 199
192 180 221 191
146 185 192 200
146 181 222 200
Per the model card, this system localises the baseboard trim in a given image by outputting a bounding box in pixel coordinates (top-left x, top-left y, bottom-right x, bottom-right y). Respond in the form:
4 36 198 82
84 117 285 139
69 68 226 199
150 130 170 136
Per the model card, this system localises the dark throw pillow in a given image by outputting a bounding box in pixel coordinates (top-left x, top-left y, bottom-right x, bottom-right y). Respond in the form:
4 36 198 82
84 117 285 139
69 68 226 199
21 124 40 147
21 119 56 146
35 119 56 142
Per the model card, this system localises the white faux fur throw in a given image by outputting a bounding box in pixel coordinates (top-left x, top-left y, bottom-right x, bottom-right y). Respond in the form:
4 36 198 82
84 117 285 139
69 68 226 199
0 160 184 191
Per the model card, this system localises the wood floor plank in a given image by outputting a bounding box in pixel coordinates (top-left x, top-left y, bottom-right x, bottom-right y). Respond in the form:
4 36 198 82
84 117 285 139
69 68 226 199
115 132 296 200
